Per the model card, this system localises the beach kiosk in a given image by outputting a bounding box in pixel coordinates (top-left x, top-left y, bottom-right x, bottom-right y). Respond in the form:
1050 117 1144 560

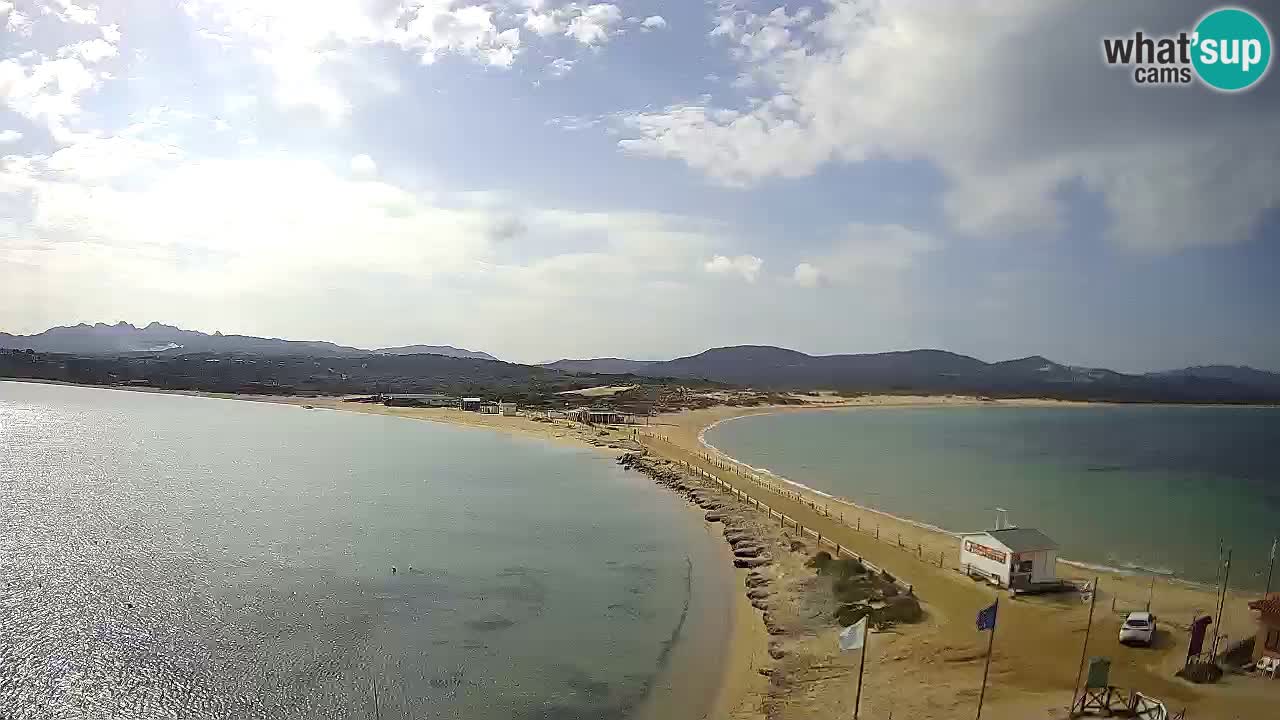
960 526 1059 591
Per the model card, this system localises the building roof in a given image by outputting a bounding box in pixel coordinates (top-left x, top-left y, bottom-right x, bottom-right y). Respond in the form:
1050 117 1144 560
462 397 482 402
985 528 1058 552
1249 593 1280 615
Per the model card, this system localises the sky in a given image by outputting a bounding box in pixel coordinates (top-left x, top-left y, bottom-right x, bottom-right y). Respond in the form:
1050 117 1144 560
1 0 1278 371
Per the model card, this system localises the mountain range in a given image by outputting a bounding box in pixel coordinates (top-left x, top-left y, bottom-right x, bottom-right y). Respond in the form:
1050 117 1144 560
0 322 495 361
3 322 1278 402
375 345 499 361
543 346 1280 401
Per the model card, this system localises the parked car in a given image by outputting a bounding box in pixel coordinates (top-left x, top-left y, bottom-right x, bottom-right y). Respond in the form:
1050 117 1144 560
1119 611 1157 646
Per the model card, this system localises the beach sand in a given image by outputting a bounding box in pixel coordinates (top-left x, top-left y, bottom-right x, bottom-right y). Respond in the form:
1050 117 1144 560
639 400 1272 719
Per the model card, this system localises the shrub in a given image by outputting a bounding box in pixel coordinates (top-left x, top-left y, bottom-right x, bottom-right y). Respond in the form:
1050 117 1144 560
806 551 833 570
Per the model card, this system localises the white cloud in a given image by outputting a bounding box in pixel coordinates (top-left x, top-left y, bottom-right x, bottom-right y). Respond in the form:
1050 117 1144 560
524 9 561 36
0 56 101 142
548 57 576 76
641 15 666 30
43 0 98 25
565 3 622 45
0 129 22 144
400 5 523 67
60 38 118 63
350 153 377 177
5 6 30 34
44 135 182 181
792 262 820 288
196 29 234 44
704 254 763 282
611 1 1280 252
795 224 938 287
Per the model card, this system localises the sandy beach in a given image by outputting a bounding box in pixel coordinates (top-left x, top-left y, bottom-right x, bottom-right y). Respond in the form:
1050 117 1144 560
637 400 1272 719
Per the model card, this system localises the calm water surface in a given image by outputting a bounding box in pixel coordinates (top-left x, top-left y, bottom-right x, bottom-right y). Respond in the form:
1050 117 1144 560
707 405 1280 588
0 382 724 719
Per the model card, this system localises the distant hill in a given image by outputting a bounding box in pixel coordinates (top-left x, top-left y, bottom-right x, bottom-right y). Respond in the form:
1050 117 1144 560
0 322 502 361
1147 365 1280 391
546 345 1280 403
4 323 1277 403
0 322 365 356
541 358 660 374
377 345 499 361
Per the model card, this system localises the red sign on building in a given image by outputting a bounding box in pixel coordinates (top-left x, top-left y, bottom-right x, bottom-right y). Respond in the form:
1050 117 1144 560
964 540 1008 564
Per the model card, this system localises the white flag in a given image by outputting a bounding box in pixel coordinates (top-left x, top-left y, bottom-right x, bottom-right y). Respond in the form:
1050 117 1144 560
1271 538 1277 562
839 617 868 651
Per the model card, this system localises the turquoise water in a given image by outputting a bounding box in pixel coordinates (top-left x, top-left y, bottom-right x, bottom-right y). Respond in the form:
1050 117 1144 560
0 381 725 719
706 405 1280 589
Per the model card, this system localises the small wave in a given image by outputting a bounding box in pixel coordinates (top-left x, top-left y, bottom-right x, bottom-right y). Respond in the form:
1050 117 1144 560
1115 560 1177 577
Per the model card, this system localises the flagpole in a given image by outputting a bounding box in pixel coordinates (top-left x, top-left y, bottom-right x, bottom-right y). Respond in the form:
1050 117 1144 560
975 597 999 720
1266 536 1276 596
1210 548 1232 658
1070 578 1099 715
854 626 868 719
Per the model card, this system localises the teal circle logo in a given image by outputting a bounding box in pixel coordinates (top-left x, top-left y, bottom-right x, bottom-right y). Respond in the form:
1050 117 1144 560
1192 7 1272 91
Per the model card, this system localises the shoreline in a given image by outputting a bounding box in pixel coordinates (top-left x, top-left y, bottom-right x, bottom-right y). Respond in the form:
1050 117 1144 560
692 404 1259 595
0 379 759 720
6 380 1273 717
699 409 1208 590
646 403 1268 717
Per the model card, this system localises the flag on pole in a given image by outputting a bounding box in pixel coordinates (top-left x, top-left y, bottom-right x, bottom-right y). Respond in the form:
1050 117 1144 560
1270 537 1276 562
1080 580 1094 605
976 601 998 631
839 616 868 651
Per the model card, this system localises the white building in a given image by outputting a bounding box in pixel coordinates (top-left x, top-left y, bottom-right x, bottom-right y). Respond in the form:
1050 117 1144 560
498 402 518 416
960 527 1059 589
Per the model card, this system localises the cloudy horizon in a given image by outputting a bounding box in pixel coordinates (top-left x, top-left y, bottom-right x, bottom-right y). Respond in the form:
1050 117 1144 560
3 1 1278 373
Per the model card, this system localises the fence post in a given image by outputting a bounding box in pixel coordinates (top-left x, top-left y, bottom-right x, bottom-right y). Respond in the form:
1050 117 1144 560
939 551 944 568
876 525 880 540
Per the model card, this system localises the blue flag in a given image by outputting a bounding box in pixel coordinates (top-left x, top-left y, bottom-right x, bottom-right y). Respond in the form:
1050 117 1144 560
976 601 998 631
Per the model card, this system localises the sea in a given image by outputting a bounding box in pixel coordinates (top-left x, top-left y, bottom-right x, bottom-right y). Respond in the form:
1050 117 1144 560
0 381 731 719
705 404 1280 590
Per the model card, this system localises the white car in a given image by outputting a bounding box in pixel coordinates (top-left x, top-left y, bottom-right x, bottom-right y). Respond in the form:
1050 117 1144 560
1119 611 1156 647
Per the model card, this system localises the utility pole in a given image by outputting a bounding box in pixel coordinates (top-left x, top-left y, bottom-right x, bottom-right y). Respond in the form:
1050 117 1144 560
1071 578 1099 713
1266 536 1277 596
1210 548 1233 658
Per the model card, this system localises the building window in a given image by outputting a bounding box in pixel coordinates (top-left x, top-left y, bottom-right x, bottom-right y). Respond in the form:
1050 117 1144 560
1266 628 1280 652
1017 560 1034 573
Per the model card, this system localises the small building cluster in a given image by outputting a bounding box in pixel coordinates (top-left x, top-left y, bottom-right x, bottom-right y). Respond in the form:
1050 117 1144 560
376 395 635 426
570 407 630 425
381 393 455 408
382 394 515 415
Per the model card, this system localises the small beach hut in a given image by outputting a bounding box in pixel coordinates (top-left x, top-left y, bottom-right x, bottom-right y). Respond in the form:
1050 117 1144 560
960 527 1059 589
459 397 483 411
